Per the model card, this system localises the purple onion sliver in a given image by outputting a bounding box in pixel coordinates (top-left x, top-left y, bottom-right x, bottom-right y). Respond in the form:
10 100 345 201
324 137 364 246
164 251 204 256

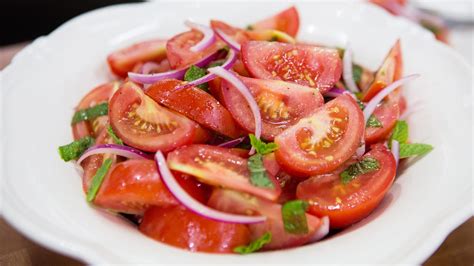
391 139 400 167
218 137 246 148
141 62 161 75
155 151 266 224
215 29 241 51
342 44 359 93
128 50 219 84
310 216 330 242
324 87 346 98
77 144 152 165
356 142 365 157
185 20 216 52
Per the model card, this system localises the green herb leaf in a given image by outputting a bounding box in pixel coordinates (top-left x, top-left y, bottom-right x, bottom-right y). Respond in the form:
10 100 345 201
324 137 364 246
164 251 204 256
249 134 278 155
234 232 271 254
282 200 309 234
356 99 365 110
389 120 409 148
246 25 254 31
184 65 209 90
58 136 95 162
71 102 108 124
248 154 275 189
366 115 383 128
269 36 278 42
399 143 433 158
86 158 113 202
107 125 123 145
340 157 380 184
352 64 363 84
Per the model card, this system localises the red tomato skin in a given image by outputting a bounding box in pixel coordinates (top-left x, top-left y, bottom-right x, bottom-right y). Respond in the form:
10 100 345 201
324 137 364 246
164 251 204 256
72 82 119 140
275 94 364 177
139 205 250 253
107 39 167 78
166 30 221 69
252 6 300 37
145 79 243 138
221 76 324 140
242 41 342 94
94 159 177 214
296 144 396 228
361 40 403 102
109 82 208 152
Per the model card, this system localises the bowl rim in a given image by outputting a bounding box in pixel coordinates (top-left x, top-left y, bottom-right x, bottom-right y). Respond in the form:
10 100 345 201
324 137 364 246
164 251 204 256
1 1 473 264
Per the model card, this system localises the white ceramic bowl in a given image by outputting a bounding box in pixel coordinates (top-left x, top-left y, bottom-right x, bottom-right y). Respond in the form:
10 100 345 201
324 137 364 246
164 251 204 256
1 1 472 264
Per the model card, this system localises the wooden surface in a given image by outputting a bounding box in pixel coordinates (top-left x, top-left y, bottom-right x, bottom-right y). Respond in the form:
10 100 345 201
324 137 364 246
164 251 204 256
1 43 473 266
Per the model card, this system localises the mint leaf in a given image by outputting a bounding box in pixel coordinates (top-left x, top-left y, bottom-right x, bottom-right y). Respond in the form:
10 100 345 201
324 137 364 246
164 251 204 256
58 136 95 162
246 25 254 31
352 64 363 84
86 158 113 202
234 232 271 254
366 115 383 128
248 154 275 189
389 120 409 147
249 134 278 155
107 125 123 145
184 65 208 90
399 143 433 158
340 157 380 184
71 102 108 124
282 200 309 234
207 59 226 68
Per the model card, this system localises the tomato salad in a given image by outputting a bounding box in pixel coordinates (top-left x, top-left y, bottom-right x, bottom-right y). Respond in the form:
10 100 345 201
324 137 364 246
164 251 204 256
59 6 433 254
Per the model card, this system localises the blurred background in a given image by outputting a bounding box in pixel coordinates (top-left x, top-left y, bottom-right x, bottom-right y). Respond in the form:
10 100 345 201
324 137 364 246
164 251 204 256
0 0 472 265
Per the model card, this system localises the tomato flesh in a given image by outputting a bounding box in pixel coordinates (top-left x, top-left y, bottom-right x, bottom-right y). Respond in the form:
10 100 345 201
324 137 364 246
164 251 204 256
296 144 396 228
146 79 243 138
365 93 401 144
167 145 281 201
361 40 403 102
109 82 208 152
242 41 342 94
72 82 119 140
94 159 177 214
166 30 221 69
107 39 167 77
208 189 323 250
139 205 250 253
251 6 300 37
275 94 364 177
221 76 324 140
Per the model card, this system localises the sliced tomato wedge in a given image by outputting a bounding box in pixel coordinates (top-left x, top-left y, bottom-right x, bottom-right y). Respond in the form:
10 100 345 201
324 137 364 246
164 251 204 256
365 92 401 144
208 189 323 250
221 76 324 140
94 159 177 214
166 30 221 69
139 205 250 253
146 79 243 138
72 82 119 140
361 40 403 102
275 94 364 177
167 144 281 201
107 39 167 78
242 41 342 94
251 6 300 37
296 144 396 228
109 82 209 152
210 20 250 44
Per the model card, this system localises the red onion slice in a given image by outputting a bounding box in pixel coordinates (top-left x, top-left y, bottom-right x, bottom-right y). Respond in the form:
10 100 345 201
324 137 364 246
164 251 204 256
215 29 241 51
217 136 246 148
356 142 366 157
175 49 237 90
128 50 219 84
207 67 261 154
363 74 420 123
141 62 161 74
185 20 216 52
325 87 346 98
155 151 266 224
342 44 359 93
391 139 400 167
77 144 152 165
310 216 330 242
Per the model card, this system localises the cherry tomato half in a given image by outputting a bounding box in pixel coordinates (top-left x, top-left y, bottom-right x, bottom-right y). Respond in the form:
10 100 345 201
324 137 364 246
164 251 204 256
251 6 300 37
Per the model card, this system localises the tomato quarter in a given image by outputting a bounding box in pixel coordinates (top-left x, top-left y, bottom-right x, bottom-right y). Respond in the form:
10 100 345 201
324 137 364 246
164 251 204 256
251 6 300 37
275 94 364 177
109 82 209 152
297 144 396 228
242 41 342 94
